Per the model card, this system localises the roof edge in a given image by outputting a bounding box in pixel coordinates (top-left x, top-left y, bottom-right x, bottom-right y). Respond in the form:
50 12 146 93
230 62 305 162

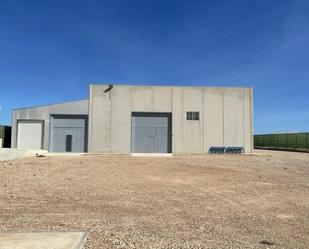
13 99 88 111
89 83 252 89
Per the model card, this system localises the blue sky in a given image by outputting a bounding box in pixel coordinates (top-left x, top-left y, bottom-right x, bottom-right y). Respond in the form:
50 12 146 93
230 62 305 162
0 0 308 134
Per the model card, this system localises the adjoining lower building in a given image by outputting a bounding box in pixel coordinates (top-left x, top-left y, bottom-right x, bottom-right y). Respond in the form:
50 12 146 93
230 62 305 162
11 84 254 153
11 100 88 152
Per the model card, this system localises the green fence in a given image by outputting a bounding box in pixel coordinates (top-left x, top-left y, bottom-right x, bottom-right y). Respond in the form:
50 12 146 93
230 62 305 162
254 133 309 152
0 125 11 148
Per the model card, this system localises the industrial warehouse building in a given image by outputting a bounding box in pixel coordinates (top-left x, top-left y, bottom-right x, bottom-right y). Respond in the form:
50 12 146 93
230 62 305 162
11 84 253 153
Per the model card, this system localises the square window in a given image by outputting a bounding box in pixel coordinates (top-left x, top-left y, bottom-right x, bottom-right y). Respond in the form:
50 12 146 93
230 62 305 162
186 112 199 120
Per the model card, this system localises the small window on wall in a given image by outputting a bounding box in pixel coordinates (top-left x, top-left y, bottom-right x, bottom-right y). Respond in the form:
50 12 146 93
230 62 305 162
186 112 199 121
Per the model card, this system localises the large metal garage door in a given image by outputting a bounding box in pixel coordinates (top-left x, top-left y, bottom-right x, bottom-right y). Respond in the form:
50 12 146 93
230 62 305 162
49 115 87 152
17 121 43 150
131 112 172 153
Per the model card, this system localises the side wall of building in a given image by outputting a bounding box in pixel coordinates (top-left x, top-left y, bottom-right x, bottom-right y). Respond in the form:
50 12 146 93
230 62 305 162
88 85 253 153
11 100 88 150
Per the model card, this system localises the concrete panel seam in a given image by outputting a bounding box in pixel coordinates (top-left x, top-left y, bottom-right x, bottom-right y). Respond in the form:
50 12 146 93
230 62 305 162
109 89 112 152
171 88 173 152
222 91 225 146
181 87 184 153
250 88 254 153
243 88 245 149
201 88 204 152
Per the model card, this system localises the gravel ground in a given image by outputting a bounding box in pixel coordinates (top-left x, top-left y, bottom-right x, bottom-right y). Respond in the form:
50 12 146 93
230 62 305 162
0 150 308 248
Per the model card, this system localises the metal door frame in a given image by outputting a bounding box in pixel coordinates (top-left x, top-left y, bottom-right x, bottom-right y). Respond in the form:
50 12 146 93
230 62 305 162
131 112 172 153
49 114 88 152
16 119 44 149
65 134 73 152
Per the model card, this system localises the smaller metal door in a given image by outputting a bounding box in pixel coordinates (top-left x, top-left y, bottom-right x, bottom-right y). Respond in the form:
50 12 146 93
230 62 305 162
49 115 87 152
65 135 72 152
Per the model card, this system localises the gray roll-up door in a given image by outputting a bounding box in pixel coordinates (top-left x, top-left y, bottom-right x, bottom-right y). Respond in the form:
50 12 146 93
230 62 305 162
49 115 88 152
131 112 172 153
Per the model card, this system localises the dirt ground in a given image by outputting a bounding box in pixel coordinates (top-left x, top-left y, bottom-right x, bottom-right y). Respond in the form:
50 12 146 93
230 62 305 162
0 150 308 249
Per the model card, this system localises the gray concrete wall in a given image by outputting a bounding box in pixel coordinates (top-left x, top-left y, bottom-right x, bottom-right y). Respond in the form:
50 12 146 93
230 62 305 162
11 100 88 150
88 85 253 153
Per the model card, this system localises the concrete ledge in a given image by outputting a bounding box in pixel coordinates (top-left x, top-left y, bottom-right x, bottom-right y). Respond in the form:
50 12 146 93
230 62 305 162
46 153 85 157
0 232 88 249
83 153 131 156
131 153 173 157
0 149 48 161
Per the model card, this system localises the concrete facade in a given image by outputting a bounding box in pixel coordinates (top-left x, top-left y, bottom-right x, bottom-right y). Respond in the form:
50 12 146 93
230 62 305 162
11 84 253 153
88 85 253 153
11 100 88 150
